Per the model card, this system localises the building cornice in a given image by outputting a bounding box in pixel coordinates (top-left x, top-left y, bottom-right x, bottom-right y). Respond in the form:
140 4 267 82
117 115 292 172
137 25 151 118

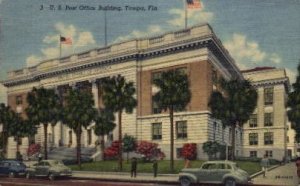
2 24 240 87
251 77 290 92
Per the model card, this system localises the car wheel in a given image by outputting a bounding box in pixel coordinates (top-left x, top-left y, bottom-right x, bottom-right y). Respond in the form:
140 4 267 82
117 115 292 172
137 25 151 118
225 178 236 186
8 172 15 178
180 177 191 186
25 172 31 179
49 173 55 181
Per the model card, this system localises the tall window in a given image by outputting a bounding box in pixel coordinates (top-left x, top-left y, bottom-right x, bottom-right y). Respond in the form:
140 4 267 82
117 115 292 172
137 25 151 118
249 114 257 128
249 151 257 157
249 133 258 145
264 113 273 126
87 129 92 145
213 122 217 141
152 71 162 84
152 97 162 114
264 87 273 105
16 95 22 105
152 123 162 140
176 121 187 139
264 132 273 145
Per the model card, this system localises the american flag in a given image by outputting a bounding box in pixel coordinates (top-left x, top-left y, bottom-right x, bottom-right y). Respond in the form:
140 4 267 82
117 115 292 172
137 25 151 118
186 0 201 9
60 36 72 45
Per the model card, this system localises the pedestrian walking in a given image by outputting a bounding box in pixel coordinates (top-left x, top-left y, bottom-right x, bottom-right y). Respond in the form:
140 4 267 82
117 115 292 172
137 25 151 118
153 159 158 177
295 157 300 183
38 152 43 162
131 157 137 178
260 155 270 177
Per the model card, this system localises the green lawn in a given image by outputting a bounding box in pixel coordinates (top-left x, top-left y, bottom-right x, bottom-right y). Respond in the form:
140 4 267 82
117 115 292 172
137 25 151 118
69 160 261 175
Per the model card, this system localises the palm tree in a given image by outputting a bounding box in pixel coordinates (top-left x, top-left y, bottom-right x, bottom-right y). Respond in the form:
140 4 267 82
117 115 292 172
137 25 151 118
288 63 300 142
101 75 137 171
62 88 96 167
208 78 257 160
0 103 18 156
26 87 61 159
152 69 191 172
93 108 116 160
8 116 37 154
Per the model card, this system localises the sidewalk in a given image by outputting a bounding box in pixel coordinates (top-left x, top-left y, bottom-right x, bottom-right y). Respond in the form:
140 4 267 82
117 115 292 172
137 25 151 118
72 171 178 184
251 163 298 186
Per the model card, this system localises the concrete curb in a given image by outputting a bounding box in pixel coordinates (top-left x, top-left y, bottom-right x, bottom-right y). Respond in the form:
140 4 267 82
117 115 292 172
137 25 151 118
73 171 177 177
250 164 281 179
72 171 178 184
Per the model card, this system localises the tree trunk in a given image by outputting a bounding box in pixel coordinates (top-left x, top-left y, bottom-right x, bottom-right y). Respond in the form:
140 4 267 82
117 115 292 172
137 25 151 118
16 137 20 153
76 127 82 168
100 134 105 160
169 107 174 172
118 111 123 171
2 131 8 157
43 124 48 160
231 124 236 160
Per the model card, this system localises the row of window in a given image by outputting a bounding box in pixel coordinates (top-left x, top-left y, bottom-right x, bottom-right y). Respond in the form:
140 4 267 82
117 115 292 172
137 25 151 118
152 121 187 140
249 150 273 158
249 113 273 127
249 132 273 145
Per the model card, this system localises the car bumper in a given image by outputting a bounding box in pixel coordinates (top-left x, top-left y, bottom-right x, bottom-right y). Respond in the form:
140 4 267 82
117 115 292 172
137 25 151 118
58 173 72 177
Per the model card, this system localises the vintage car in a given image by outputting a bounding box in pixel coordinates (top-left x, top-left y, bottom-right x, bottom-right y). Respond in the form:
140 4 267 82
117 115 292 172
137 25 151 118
179 161 252 186
0 160 26 177
25 160 72 180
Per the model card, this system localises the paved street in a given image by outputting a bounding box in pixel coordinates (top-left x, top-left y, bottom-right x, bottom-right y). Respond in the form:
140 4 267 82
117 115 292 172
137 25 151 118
252 162 298 186
0 177 174 186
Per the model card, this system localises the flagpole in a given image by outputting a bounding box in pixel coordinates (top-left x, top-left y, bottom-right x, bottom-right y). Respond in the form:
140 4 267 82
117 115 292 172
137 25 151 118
59 35 62 59
104 10 107 46
184 0 187 29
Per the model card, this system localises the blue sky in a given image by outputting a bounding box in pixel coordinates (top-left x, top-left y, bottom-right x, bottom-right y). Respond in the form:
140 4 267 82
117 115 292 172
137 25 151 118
0 0 299 102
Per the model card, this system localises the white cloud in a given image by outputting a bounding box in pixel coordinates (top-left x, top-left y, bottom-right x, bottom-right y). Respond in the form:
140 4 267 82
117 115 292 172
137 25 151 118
224 33 282 70
114 25 163 43
269 53 281 64
26 22 96 67
76 32 96 47
167 8 213 27
26 55 43 67
114 1 213 44
286 68 297 84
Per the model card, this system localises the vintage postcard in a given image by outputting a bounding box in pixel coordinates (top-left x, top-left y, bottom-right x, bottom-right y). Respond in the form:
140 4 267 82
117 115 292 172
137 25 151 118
0 0 299 186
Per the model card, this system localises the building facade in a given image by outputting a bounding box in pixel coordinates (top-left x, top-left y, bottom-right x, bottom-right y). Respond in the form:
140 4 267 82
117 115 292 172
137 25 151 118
1 24 250 159
241 67 290 160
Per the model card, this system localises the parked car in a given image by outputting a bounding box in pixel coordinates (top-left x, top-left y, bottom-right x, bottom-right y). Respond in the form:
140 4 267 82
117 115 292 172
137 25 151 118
179 161 252 186
25 160 72 180
0 160 26 178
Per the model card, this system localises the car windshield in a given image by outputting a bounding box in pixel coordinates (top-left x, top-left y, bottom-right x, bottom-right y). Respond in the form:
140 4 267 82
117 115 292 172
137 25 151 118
232 163 239 170
51 161 64 166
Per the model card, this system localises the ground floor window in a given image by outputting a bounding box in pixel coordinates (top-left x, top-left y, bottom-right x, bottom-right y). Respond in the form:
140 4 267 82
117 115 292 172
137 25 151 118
249 151 257 157
176 121 187 139
176 148 183 158
152 123 162 140
265 150 273 158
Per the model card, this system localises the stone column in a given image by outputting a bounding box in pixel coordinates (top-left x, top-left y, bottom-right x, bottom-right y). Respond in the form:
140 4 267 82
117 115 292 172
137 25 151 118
90 79 99 108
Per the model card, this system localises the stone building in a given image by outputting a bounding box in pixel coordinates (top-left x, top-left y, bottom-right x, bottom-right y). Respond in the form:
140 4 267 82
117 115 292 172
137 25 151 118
1 23 246 159
241 67 290 160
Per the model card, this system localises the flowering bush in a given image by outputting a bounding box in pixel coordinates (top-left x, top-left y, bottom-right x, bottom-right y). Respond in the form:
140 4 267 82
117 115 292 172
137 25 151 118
27 143 41 156
104 140 120 159
181 143 197 160
136 141 165 160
